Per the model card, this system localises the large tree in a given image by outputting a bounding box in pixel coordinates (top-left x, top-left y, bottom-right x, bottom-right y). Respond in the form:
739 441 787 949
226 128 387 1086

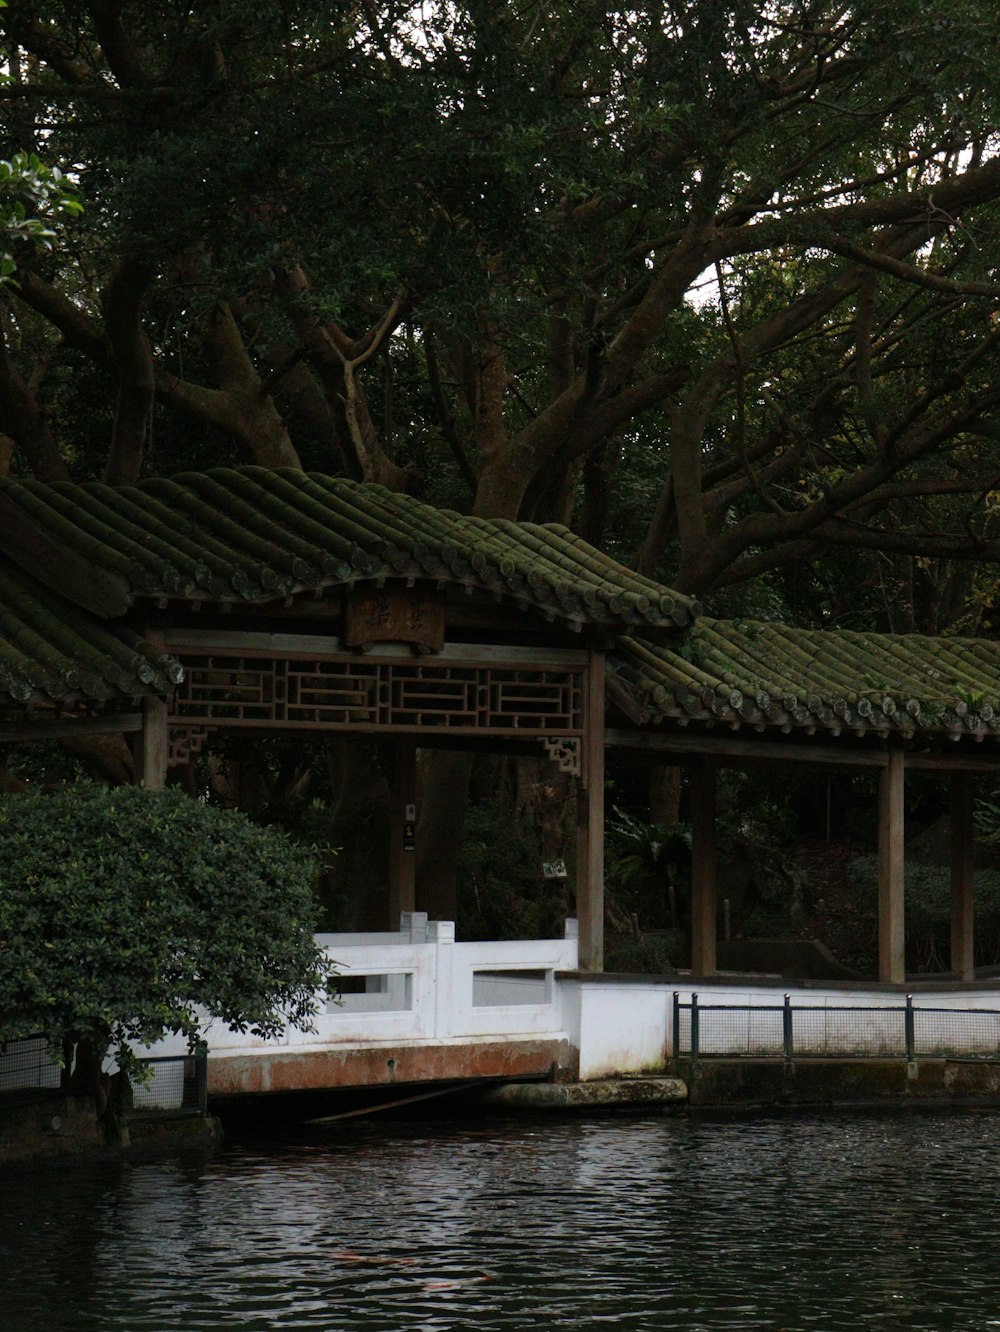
2 2 1000 603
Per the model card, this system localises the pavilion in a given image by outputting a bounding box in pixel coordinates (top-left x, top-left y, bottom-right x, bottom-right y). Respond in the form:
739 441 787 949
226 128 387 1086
2 466 1000 983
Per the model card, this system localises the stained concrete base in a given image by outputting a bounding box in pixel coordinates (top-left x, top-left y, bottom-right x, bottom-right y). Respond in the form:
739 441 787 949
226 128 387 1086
0 1093 104 1163
677 1057 1000 1109
0 1091 222 1164
480 1075 688 1111
208 1038 571 1097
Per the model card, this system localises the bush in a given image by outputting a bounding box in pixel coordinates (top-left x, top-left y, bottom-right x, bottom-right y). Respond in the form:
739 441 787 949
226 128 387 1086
0 783 332 1074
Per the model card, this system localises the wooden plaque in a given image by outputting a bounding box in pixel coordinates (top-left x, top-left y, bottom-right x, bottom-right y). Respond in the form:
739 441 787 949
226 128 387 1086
343 586 445 652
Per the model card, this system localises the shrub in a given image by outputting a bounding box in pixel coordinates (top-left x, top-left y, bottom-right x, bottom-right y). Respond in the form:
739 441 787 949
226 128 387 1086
0 783 332 1079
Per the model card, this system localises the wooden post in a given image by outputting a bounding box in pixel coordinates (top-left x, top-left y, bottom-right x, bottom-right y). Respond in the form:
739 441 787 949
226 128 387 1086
576 651 605 971
388 736 417 927
950 771 975 982
131 695 168 790
878 747 906 983
690 756 717 976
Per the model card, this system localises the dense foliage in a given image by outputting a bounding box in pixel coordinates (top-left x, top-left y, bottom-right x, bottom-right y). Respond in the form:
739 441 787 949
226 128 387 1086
849 853 1000 973
0 151 81 284
3 2 1000 621
0 783 331 1067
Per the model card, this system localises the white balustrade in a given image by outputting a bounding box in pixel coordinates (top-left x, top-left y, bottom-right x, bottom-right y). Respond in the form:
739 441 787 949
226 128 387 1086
167 915 580 1058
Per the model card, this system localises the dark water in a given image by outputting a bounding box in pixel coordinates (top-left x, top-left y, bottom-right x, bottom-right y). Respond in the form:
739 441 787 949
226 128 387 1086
3 1110 1000 1330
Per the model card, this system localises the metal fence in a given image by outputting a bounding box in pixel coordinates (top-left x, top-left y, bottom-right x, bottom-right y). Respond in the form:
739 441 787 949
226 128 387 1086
0 1039 207 1115
673 993 1000 1064
130 1055 207 1116
0 1037 62 1092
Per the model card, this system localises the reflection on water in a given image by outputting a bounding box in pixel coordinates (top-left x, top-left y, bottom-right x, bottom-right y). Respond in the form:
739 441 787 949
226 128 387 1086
2 1110 1000 1330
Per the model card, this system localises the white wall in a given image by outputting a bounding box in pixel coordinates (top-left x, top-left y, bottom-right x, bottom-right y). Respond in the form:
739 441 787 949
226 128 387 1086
136 930 1000 1083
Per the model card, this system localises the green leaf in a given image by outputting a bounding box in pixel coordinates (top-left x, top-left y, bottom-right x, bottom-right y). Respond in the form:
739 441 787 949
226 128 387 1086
0 783 333 1076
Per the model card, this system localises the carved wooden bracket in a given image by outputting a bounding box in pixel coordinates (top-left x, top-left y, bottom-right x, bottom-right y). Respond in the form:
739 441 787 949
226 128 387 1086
168 725 210 768
539 736 581 776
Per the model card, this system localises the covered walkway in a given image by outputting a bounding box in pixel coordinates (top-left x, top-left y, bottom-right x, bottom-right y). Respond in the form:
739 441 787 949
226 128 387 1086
609 616 1000 983
136 915 1000 1102
4 469 1000 989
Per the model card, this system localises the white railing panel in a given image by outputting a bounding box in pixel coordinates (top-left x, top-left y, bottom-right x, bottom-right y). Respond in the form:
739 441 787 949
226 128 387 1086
472 973 549 1007
456 938 579 971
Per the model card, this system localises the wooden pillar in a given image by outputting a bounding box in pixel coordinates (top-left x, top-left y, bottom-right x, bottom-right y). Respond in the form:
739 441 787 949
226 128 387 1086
878 747 906 983
131 695 168 790
950 771 975 982
690 755 717 976
388 736 417 927
576 650 605 971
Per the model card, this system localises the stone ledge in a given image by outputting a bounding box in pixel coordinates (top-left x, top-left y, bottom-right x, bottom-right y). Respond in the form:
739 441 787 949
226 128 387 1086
0 1091 221 1164
479 1075 687 1111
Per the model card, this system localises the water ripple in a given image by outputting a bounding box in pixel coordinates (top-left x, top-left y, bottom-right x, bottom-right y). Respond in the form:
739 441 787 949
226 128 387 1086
3 1112 1000 1329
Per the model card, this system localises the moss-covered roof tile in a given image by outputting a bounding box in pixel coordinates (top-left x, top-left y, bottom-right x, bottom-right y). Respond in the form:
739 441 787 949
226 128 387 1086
0 468 701 632
0 563 182 709
612 619 1000 740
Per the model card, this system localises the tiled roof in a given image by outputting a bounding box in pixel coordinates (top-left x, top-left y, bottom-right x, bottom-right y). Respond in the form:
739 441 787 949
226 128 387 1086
7 465 999 741
0 562 182 709
612 619 1000 741
0 468 701 632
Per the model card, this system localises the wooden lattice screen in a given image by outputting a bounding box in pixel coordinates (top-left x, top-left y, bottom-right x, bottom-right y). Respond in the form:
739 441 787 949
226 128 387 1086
168 651 585 736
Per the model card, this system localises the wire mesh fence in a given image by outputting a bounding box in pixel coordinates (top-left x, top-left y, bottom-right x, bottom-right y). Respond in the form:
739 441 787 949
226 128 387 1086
0 1039 206 1115
0 1037 62 1092
130 1055 207 1115
913 1008 1000 1060
674 993 1000 1063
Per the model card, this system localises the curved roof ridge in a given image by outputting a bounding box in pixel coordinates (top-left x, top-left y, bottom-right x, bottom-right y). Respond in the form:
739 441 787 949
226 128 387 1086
612 618 1000 740
0 468 697 634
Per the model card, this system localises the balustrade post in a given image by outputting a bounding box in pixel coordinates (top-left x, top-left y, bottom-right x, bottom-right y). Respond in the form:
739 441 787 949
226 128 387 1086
690 992 700 1064
905 993 915 1063
401 910 428 943
783 994 794 1062
428 920 456 1040
564 918 580 970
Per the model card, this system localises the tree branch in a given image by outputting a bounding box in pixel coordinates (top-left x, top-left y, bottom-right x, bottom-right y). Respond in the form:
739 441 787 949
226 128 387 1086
89 0 146 88
102 256 154 484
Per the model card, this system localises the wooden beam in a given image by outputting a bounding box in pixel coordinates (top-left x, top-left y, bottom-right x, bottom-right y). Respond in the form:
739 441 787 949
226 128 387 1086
388 736 417 925
576 651 605 972
904 752 1000 774
950 772 976 982
162 627 588 667
606 728 891 768
690 756 717 976
878 747 906 983
0 712 142 742
607 727 1000 773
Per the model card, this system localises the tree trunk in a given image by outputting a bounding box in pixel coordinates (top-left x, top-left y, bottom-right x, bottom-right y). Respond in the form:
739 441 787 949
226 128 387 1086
415 750 475 923
322 737 392 931
650 764 682 828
